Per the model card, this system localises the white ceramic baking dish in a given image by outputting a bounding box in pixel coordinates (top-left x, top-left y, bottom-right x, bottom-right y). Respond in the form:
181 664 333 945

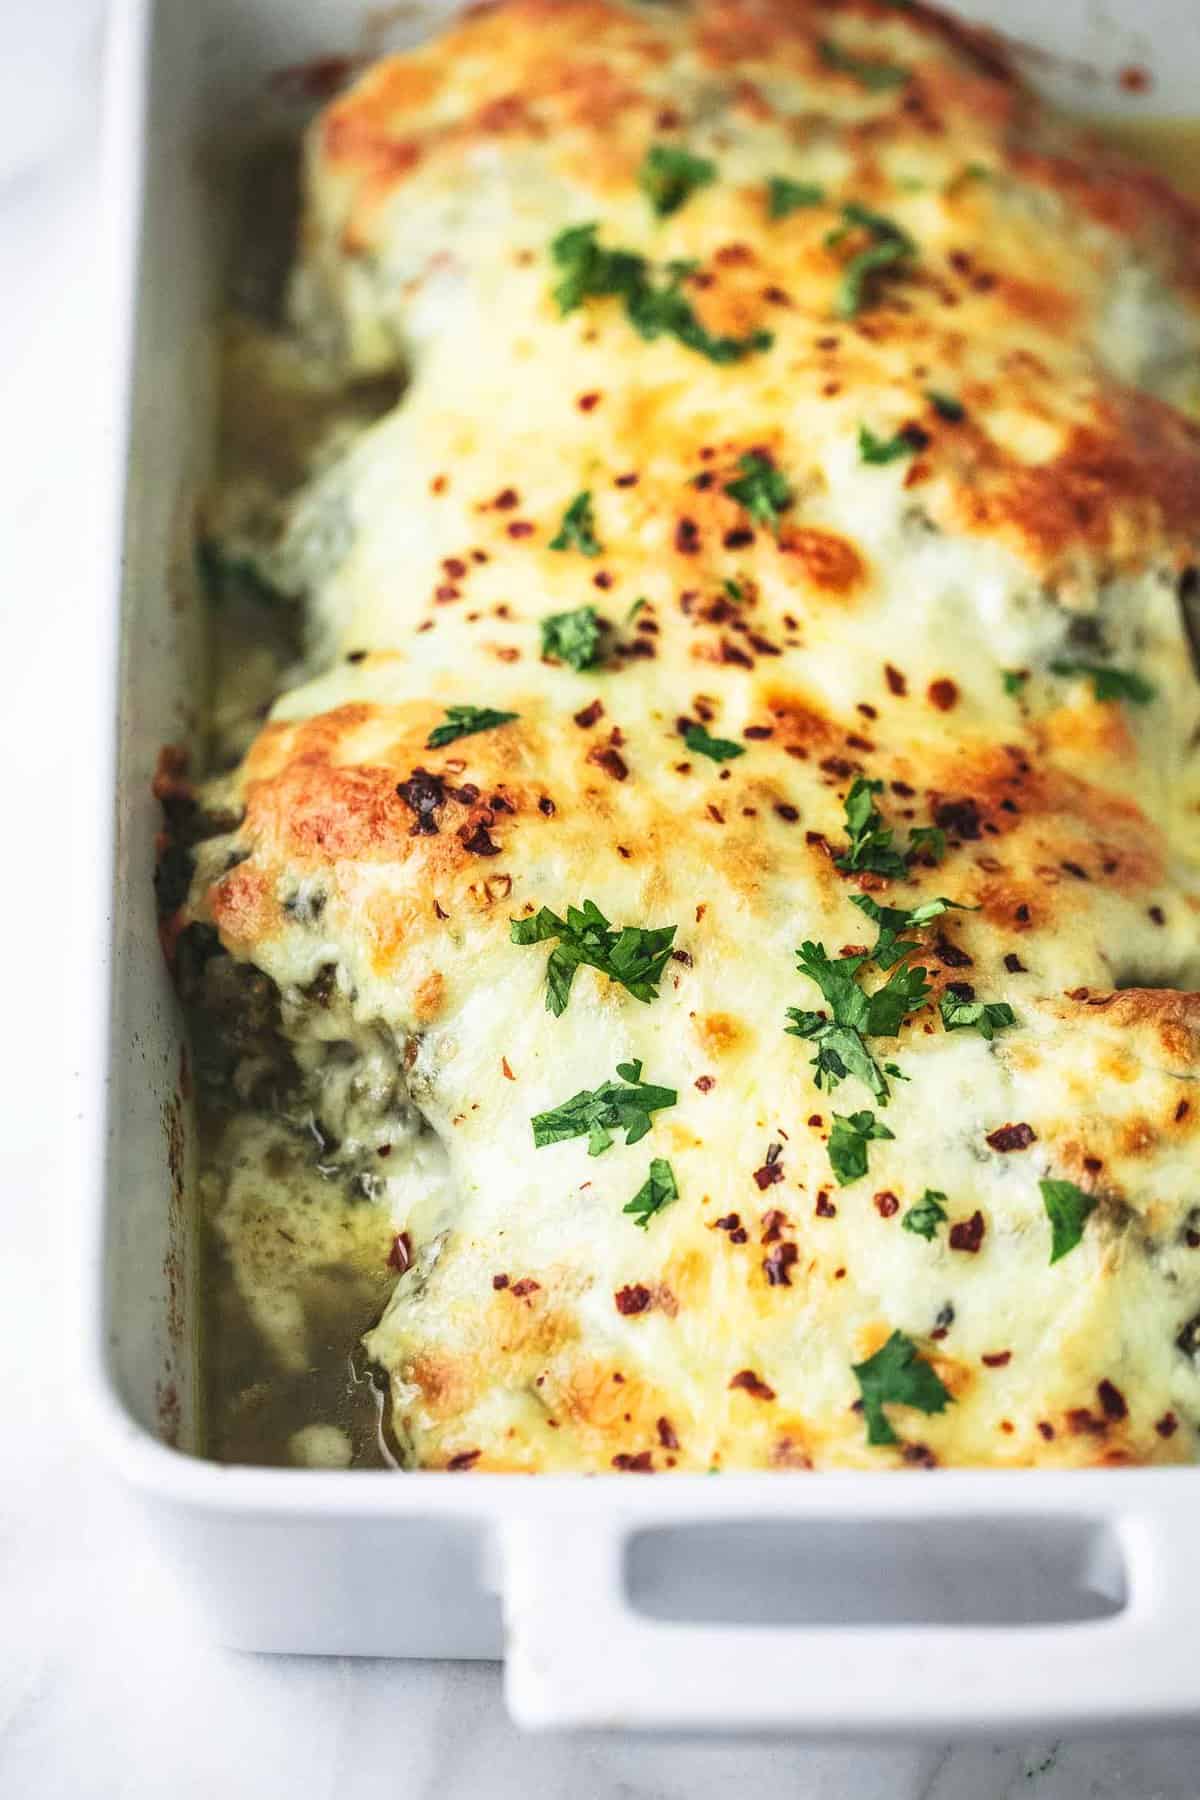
82 0 1200 1735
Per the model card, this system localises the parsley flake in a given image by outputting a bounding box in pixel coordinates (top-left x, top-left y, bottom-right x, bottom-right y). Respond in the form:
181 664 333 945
907 825 946 866
550 223 773 363
549 490 602 557
850 893 969 969
684 722 745 763
858 423 919 465
722 452 793 534
541 604 603 671
624 1156 678 1228
767 175 825 218
639 144 717 217
927 389 965 422
532 1059 677 1156
902 1190 948 1240
939 993 1016 1040
1049 660 1156 706
826 203 914 319
510 899 676 1015
834 776 908 877
1002 669 1029 698
787 900 946 1102
828 1108 894 1185
818 38 910 90
852 1329 952 1446
1040 1177 1098 1265
425 704 519 750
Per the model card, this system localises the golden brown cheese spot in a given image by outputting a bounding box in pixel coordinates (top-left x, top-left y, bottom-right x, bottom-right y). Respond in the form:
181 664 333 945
207 864 277 950
412 969 446 1022
694 1011 748 1057
782 527 867 597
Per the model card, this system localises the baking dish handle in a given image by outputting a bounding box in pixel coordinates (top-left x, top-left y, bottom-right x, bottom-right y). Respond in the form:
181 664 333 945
500 1499 1199 1733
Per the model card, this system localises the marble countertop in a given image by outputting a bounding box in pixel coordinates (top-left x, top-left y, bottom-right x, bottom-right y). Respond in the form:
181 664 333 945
2 12 1199 1796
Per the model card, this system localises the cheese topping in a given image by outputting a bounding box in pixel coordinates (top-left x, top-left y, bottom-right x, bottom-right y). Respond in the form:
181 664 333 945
170 0 1200 1471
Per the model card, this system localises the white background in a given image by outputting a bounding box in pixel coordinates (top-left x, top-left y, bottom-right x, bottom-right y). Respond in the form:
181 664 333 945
2 6 1200 1796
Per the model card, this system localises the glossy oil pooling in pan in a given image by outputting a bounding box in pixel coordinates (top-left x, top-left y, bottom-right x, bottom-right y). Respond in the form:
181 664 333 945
163 0 1200 1472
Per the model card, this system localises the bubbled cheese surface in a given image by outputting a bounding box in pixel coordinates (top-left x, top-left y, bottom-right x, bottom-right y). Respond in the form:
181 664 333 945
180 0 1200 1470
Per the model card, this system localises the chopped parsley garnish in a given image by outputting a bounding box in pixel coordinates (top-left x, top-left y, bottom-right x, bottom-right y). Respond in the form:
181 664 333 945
787 945 884 1097
829 1109 894 1186
723 577 745 602
549 490 602 557
639 144 717 217
1040 1177 1098 1265
624 1157 678 1228
927 390 965 422
684 721 745 762
626 596 648 623
541 604 604 671
787 895 960 1100
425 704 519 750
858 424 918 465
852 1329 952 1446
939 993 1016 1040
722 451 793 534
826 203 914 319
1002 669 1029 698
1049 660 1156 706
818 38 910 90
907 825 946 866
532 1059 677 1155
902 1190 948 1240
834 776 908 877
850 893 969 969
834 780 948 876
511 899 677 1015
767 175 825 218
550 223 773 363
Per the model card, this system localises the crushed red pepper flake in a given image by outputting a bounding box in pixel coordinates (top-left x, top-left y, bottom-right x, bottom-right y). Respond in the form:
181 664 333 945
612 1451 654 1472
764 1241 799 1286
446 1450 481 1470
760 1208 788 1243
657 1416 680 1451
615 1284 653 1315
986 1121 1036 1152
1097 1379 1128 1421
981 1350 1012 1367
949 1211 986 1254
387 1232 411 1272
588 742 629 781
874 1191 899 1218
729 1369 776 1402
509 1278 540 1299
